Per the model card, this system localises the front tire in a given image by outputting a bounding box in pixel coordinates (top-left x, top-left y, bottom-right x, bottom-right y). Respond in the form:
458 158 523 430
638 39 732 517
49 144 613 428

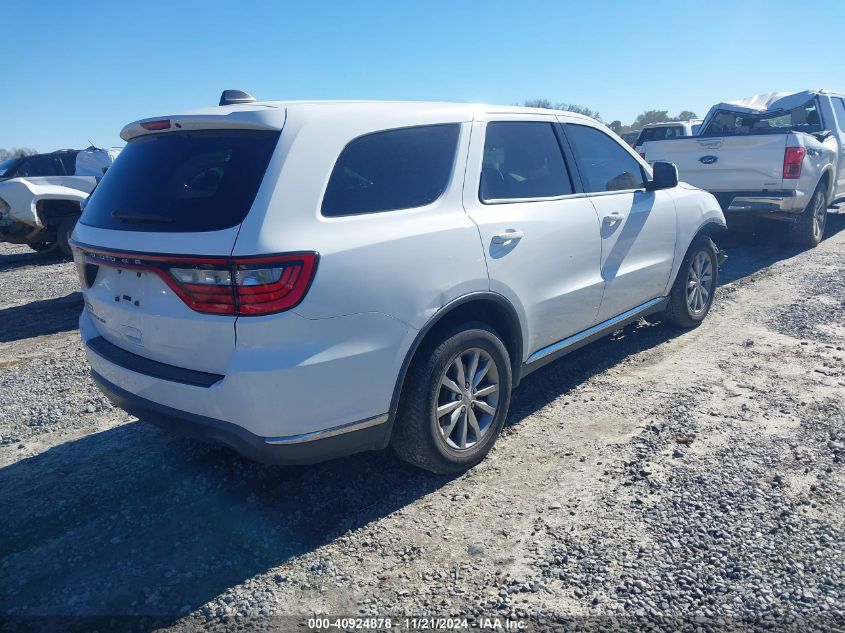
789 184 828 248
663 236 718 328
56 218 77 259
391 322 512 474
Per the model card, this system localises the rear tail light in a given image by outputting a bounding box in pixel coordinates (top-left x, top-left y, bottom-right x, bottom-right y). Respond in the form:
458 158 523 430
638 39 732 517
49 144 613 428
783 147 806 179
639 152 646 159
71 244 318 316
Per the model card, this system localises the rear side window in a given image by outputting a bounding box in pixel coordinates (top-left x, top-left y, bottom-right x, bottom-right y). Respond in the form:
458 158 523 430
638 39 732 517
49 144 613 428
480 121 573 201
321 124 460 217
832 98 845 133
17 156 59 177
80 129 280 232
565 124 645 193
702 100 822 137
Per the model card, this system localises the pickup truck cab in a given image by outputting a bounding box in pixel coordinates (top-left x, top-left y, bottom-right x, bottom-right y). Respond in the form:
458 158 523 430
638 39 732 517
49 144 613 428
642 90 845 246
635 120 701 155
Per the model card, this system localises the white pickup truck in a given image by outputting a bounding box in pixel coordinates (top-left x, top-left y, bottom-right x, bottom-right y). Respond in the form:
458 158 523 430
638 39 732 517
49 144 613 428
634 119 702 155
0 147 119 257
641 90 845 246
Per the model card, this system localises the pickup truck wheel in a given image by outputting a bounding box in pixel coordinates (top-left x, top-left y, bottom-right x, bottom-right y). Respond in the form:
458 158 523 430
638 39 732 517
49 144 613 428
56 218 77 259
790 186 828 248
663 236 718 328
391 322 512 474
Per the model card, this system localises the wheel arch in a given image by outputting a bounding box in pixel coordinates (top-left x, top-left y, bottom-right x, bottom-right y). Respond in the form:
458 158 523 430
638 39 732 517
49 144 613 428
694 218 727 242
35 197 82 228
386 292 525 432
817 168 834 201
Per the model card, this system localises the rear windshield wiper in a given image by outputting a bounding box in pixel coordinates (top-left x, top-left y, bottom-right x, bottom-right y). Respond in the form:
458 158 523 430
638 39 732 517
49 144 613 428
111 211 174 224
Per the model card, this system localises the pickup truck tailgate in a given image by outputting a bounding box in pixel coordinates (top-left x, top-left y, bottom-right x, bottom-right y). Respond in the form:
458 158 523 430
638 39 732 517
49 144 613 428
644 135 788 192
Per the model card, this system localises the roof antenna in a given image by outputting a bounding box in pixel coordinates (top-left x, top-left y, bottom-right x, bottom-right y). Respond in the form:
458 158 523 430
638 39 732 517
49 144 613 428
219 90 256 106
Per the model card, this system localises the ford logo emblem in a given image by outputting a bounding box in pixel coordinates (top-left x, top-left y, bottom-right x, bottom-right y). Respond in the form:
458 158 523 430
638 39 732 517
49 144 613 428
699 155 718 165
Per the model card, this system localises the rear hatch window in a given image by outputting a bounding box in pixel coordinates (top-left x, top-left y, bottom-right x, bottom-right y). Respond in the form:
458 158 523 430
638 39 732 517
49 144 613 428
80 129 280 232
702 100 822 137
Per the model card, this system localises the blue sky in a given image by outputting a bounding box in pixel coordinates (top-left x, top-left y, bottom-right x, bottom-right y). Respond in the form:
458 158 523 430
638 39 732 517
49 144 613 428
3 0 843 152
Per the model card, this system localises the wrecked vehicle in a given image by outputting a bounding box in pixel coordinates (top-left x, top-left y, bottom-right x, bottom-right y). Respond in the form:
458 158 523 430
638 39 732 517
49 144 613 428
0 147 119 256
641 90 845 246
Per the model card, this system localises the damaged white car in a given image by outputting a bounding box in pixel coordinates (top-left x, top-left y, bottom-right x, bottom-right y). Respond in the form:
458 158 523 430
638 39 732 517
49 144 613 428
0 147 119 256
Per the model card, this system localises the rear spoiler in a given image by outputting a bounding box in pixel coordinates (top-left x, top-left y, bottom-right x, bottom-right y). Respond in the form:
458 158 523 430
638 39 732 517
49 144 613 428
121 108 285 141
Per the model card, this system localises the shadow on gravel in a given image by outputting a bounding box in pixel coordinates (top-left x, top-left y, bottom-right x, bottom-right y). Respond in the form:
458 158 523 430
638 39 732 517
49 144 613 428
0 292 83 343
0 423 452 622
2 215 843 623
0 249 66 271
716 213 845 285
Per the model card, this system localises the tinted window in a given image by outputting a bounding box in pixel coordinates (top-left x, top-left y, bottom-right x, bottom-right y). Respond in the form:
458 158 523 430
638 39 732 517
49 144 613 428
480 122 572 201
702 100 822 136
322 124 459 217
56 151 79 175
0 157 21 177
637 126 685 144
832 98 845 133
565 125 645 193
80 129 280 232
17 155 58 177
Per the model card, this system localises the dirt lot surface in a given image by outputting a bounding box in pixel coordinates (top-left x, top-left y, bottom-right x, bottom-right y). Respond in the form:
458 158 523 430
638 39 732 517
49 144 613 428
1 219 844 632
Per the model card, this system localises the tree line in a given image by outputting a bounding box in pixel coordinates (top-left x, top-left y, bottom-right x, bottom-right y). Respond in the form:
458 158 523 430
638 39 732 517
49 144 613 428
522 100 698 134
0 148 38 161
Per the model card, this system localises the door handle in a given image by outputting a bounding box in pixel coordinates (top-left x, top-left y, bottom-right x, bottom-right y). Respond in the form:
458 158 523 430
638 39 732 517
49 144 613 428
602 212 625 224
491 230 524 244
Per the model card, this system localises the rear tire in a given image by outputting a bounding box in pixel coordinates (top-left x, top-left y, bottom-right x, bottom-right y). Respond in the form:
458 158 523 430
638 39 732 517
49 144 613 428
663 236 718 328
56 218 77 259
391 322 512 474
789 184 828 248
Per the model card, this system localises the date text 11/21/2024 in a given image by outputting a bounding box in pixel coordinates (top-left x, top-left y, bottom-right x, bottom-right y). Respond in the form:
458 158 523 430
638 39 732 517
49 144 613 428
307 616 527 630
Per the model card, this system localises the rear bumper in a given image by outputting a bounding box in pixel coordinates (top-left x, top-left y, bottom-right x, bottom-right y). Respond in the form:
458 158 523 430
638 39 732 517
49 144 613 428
715 190 804 215
92 371 391 465
79 305 412 440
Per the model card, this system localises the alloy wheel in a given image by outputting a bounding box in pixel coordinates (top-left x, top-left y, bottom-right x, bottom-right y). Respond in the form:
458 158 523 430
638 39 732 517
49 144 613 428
686 250 714 316
435 348 500 451
812 192 827 242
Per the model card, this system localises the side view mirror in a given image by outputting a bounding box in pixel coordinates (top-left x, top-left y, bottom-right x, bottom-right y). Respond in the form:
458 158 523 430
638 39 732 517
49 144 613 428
647 161 679 191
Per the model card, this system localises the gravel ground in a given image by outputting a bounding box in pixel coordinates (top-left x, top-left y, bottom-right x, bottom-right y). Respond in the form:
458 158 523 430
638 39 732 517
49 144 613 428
1 218 844 632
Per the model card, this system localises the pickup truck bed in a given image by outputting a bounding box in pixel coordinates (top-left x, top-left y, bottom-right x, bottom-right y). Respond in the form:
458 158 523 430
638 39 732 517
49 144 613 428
642 132 825 214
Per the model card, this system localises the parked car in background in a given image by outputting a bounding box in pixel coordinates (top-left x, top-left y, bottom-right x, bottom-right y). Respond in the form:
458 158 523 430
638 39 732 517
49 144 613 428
622 130 640 148
635 120 702 155
641 90 845 247
0 147 119 256
73 93 725 474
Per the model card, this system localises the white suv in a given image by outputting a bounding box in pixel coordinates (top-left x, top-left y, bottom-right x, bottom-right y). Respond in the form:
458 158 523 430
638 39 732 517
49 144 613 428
72 94 726 474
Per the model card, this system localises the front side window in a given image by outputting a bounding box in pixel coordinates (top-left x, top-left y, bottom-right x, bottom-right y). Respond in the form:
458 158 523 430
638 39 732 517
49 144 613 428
565 124 645 193
0 158 20 177
480 121 573 201
321 124 460 217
